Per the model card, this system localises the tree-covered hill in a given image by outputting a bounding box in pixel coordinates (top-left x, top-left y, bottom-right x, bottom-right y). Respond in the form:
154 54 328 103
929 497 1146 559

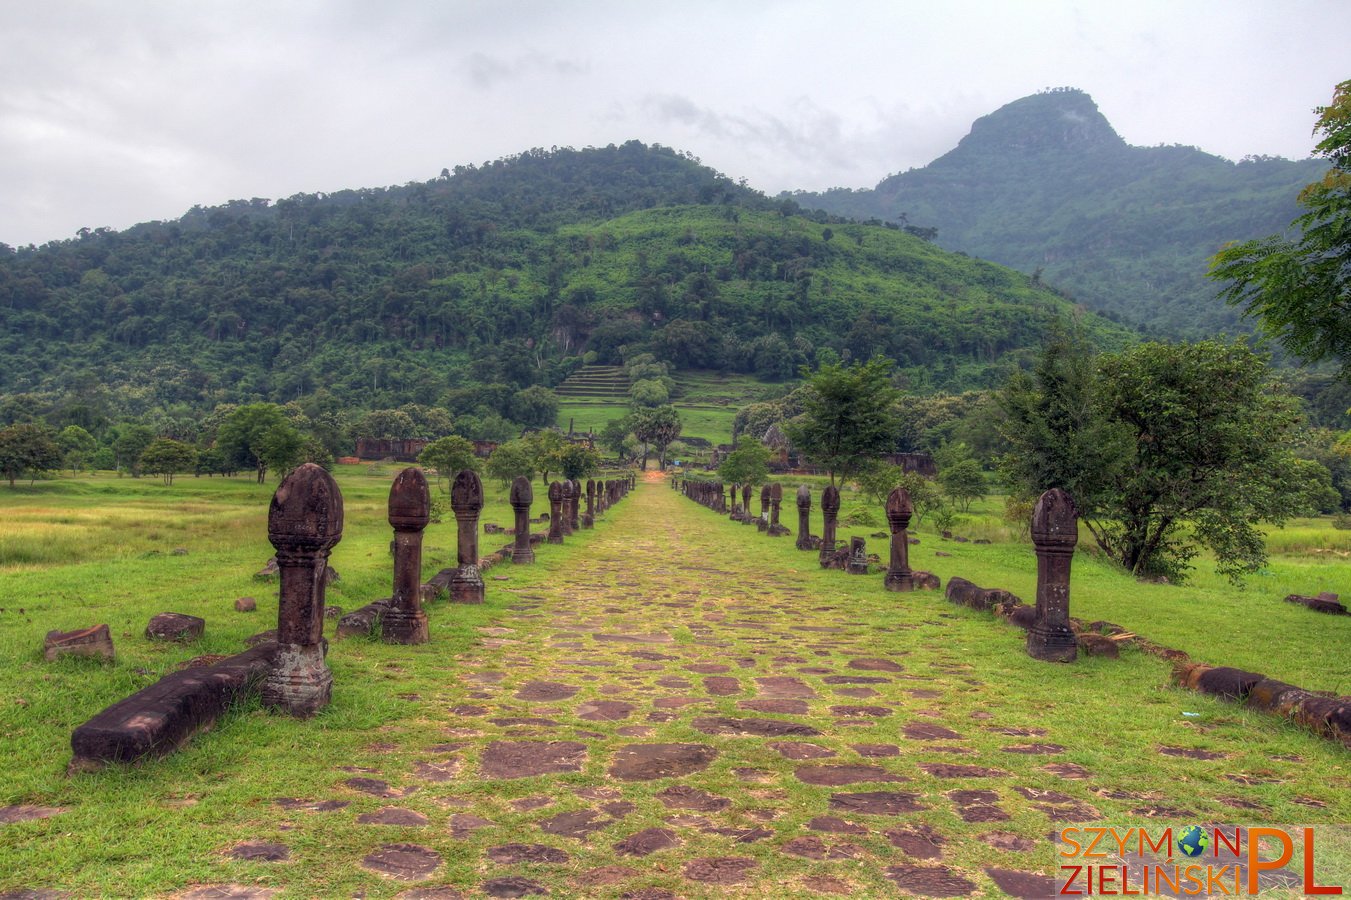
787 89 1325 337
0 141 1132 427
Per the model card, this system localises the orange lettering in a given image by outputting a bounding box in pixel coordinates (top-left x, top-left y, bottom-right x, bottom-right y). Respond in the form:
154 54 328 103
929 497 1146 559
1059 865 1084 895
1247 828 1293 894
1303 827 1344 895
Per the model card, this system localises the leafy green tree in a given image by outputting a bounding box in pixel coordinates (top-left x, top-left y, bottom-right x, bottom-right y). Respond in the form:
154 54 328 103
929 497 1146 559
418 435 480 489
0 423 60 486
509 386 560 428
630 405 682 470
1211 80 1351 374
557 441 601 481
938 458 986 513
359 408 417 440
485 438 537 487
854 462 942 523
139 438 198 485
398 403 454 439
215 403 289 483
598 416 634 459
195 446 229 477
56 425 97 474
524 429 566 486
717 435 772 487
629 378 670 408
782 356 901 485
257 423 306 480
1000 338 1320 582
112 424 156 476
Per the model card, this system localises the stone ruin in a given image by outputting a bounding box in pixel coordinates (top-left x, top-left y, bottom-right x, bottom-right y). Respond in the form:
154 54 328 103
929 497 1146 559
741 483 753 525
757 484 771 532
795 485 819 550
1026 488 1078 663
559 480 574 537
70 464 343 769
547 481 564 544
450 470 486 604
584 478 595 529
818 486 840 568
382 467 431 644
846 536 870 574
766 483 790 537
511 476 536 564
883 487 939 591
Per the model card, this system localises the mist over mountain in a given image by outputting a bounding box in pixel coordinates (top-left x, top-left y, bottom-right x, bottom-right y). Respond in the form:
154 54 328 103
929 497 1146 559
786 88 1324 337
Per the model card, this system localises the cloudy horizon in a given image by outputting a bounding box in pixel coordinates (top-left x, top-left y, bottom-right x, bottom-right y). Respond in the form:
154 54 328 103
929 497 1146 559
2 0 1347 247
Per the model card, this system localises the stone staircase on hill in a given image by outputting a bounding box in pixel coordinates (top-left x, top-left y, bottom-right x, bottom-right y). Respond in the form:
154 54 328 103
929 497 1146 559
555 365 632 400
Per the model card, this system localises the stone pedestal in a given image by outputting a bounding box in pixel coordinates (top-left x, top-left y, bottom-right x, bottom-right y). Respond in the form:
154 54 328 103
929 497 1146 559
383 467 430 643
547 481 564 544
758 484 771 532
819 485 840 567
559 480 575 536
768 483 790 536
450 470 485 604
741 484 754 525
846 536 869 574
511 476 536 563
884 487 915 592
584 479 595 528
262 463 343 717
795 485 813 549
1027 488 1079 663
568 479 581 531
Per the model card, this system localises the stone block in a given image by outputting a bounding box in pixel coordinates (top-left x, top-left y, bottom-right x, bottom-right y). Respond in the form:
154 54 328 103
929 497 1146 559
145 613 205 642
234 597 257 613
1195 666 1263 701
44 624 114 662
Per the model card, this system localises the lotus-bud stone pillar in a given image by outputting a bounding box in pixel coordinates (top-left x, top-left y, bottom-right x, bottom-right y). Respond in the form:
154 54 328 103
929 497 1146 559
1027 488 1079 663
741 484 753 525
559 480 574 536
450 469 485 604
795 485 813 550
547 481 564 544
383 467 431 643
511 476 535 564
884 487 915 591
584 478 595 528
758 484 771 532
262 463 343 717
568 479 581 531
819 485 840 567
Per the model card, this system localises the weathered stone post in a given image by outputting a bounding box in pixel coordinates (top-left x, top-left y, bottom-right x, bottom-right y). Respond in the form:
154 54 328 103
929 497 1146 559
758 484 771 531
584 478 595 528
382 467 430 644
768 482 790 536
511 476 535 564
559 480 575 536
262 463 343 717
450 470 485 604
547 481 564 544
742 484 754 525
884 487 915 591
568 479 581 531
819 485 840 567
1027 488 1079 663
847 536 869 575
795 485 813 550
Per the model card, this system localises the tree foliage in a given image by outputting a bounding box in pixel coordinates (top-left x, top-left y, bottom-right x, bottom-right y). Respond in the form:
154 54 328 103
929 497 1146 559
417 435 480 488
0 423 60 486
1000 337 1320 582
485 438 536 487
782 356 901 484
629 405 682 469
1211 79 1351 374
215 403 289 483
139 438 198 485
717 435 772 487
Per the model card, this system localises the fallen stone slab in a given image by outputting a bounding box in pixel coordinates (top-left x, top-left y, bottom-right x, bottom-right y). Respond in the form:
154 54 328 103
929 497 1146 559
44 624 114 662
70 643 277 769
1284 593 1349 615
234 597 256 613
337 599 393 638
145 613 205 642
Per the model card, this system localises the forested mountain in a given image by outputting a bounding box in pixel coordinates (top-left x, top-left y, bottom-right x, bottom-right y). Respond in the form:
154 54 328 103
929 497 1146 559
787 89 1325 337
0 141 1132 428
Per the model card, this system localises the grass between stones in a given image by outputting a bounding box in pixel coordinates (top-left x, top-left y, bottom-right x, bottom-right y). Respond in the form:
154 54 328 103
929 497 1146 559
0 470 1347 898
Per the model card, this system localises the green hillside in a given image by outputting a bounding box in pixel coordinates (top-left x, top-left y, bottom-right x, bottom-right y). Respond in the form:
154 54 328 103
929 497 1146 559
789 89 1324 338
0 142 1133 431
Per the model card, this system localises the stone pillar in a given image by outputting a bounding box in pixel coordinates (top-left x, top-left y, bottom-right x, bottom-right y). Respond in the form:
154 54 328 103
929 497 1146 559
450 469 485 604
568 479 581 531
758 484 771 532
884 487 915 592
262 463 343 717
383 467 430 644
846 536 869 574
795 485 813 550
547 481 564 544
819 485 840 567
1028 488 1079 662
584 479 595 528
511 476 535 564
768 482 788 536
742 484 754 525
559 480 574 536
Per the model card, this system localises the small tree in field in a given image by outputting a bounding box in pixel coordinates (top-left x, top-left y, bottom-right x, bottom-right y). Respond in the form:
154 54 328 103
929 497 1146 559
418 435 479 489
139 438 198 485
0 423 60 487
717 435 772 488
783 355 901 485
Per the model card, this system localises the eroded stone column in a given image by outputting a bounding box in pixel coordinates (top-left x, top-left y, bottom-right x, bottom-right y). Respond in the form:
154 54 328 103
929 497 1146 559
768 482 790 536
560 480 575 536
584 479 595 528
568 479 581 531
884 487 915 592
547 481 564 544
383 467 430 644
795 485 813 549
819 485 840 567
1027 488 1079 663
511 476 535 564
742 484 754 525
758 484 771 532
847 536 869 574
263 463 343 717
450 469 485 604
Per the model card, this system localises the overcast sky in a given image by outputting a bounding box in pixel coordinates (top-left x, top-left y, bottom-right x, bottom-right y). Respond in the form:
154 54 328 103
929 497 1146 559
2 0 1346 247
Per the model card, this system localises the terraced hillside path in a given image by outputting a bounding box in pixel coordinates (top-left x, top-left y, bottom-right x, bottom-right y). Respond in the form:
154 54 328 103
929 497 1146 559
135 477 1342 900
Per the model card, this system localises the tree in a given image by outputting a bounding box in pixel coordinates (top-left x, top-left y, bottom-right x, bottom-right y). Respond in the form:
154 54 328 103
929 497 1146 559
359 408 417 439
523 429 566 486
112 424 156 476
257 423 306 479
138 438 198 485
485 438 537 487
557 441 601 481
1000 338 1319 582
215 403 289 483
938 458 986 513
598 416 634 459
508 385 560 428
56 425 97 475
717 435 772 487
629 378 669 408
0 423 60 486
782 356 901 484
1211 80 1351 374
418 435 479 489
630 405 682 470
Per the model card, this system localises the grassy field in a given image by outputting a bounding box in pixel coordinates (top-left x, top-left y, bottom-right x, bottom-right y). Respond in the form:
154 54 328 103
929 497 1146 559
0 469 1347 897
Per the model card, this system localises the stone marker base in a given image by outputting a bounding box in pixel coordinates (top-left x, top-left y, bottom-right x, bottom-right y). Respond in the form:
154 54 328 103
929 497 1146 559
260 644 332 718
44 624 115 662
145 613 205 642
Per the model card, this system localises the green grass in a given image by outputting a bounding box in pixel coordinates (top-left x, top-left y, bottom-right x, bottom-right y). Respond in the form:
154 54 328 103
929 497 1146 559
0 471 1347 897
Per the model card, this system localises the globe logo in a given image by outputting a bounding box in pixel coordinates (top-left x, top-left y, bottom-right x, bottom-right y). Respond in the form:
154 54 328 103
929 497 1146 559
1178 825 1209 858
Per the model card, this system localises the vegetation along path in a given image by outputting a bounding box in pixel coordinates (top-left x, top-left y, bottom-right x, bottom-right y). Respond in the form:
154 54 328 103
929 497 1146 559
3 476 1349 898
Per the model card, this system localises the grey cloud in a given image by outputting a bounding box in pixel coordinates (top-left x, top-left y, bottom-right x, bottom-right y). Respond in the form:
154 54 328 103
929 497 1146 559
467 51 589 90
